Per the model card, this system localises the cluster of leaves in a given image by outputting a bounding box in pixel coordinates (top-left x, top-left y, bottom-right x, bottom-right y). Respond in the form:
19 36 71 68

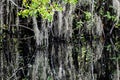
84 11 92 21
18 0 77 21
64 0 77 4
104 11 117 21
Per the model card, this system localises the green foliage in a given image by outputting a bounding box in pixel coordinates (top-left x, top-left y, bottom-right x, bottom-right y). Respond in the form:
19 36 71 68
104 11 116 21
65 0 78 4
115 21 120 28
76 20 83 29
22 78 28 80
47 76 53 80
84 11 92 21
106 44 112 52
81 47 86 58
80 34 86 42
110 55 120 60
18 0 78 21
115 42 120 51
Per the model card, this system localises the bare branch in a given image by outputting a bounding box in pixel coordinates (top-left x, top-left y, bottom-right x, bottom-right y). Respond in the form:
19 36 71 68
11 24 34 32
9 0 25 9
7 67 23 80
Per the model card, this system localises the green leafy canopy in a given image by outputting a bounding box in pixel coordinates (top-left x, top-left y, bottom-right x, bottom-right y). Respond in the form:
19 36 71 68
18 0 77 22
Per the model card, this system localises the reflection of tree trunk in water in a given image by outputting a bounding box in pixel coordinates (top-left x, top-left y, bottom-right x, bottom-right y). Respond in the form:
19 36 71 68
0 0 120 80
0 0 4 80
48 42 76 80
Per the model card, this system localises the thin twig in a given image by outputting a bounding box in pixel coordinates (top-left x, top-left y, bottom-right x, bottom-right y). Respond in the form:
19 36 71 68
110 38 117 51
19 36 35 40
7 67 23 80
109 24 115 35
11 24 34 32
9 0 25 9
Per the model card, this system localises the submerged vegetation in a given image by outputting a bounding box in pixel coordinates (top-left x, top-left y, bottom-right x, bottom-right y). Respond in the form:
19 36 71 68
0 0 120 80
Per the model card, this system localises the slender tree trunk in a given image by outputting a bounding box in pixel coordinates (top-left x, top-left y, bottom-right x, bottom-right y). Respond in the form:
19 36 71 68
0 0 4 80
